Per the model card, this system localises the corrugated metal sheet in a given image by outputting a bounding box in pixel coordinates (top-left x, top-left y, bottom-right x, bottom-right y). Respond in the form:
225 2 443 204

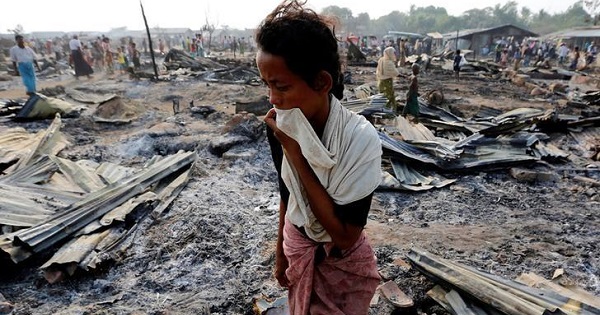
12 115 69 172
442 24 538 39
418 99 464 123
342 95 389 115
379 132 440 167
389 159 456 191
95 162 136 184
409 248 600 315
0 123 69 173
6 151 196 262
395 116 437 141
52 157 106 193
544 27 600 39
0 116 198 281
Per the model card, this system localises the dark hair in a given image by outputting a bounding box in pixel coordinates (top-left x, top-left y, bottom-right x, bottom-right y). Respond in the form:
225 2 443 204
15 34 23 40
255 0 344 99
456 49 461 55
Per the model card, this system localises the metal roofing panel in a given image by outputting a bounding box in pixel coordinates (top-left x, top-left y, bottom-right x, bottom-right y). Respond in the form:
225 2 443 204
7 151 197 262
379 132 439 166
53 156 106 193
443 24 538 39
545 28 600 39
395 116 436 141
40 229 111 271
95 162 137 184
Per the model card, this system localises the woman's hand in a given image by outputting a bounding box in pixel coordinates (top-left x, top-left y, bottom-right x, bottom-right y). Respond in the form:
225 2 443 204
263 108 301 156
274 252 289 287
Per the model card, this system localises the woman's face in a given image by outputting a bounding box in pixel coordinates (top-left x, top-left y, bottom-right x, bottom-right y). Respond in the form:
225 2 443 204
256 50 326 122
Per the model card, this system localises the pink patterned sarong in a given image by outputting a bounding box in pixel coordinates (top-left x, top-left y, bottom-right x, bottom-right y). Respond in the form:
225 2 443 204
283 218 380 315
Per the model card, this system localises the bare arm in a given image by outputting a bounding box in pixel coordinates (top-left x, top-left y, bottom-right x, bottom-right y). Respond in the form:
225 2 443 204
264 109 363 250
274 200 289 287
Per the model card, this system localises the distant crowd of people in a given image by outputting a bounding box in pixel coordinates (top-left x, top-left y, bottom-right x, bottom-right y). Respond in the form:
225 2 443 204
9 34 144 77
490 37 597 71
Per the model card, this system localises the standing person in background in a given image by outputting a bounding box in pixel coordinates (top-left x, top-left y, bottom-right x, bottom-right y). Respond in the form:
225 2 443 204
92 41 104 71
557 43 569 66
257 1 382 314
453 49 462 81
523 44 531 67
116 47 127 74
513 46 522 71
398 38 406 66
45 40 52 56
403 63 420 123
500 49 509 68
10 34 41 96
52 40 64 61
376 46 400 111
82 44 93 67
239 37 246 56
102 37 114 74
158 38 165 55
196 34 204 57
130 42 141 70
570 46 580 70
495 42 502 63
69 35 93 79
142 38 148 54
232 36 238 57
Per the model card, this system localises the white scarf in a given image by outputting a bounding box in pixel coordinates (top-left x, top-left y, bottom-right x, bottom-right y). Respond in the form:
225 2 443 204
276 97 382 242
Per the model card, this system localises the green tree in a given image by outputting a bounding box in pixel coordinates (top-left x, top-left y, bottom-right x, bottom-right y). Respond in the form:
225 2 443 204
491 1 520 26
461 8 493 29
308 2 592 41
355 12 371 34
520 7 532 24
583 0 600 24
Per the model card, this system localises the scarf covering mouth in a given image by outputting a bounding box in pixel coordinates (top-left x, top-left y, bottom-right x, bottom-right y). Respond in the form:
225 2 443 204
276 97 382 242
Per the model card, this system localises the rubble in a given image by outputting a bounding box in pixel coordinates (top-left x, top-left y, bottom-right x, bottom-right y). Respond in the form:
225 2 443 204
163 48 225 72
0 33 599 315
0 116 197 284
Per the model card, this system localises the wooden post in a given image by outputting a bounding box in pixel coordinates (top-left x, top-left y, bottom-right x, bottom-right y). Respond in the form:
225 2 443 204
456 29 459 51
140 1 159 80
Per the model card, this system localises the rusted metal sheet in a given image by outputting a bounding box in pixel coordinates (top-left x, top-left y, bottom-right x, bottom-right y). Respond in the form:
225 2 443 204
408 248 600 315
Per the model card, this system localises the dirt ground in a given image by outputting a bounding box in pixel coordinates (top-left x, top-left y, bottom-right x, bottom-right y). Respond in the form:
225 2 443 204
0 53 599 315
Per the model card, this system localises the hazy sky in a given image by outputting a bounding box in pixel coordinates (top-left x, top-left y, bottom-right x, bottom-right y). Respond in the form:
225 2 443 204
2 0 580 33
